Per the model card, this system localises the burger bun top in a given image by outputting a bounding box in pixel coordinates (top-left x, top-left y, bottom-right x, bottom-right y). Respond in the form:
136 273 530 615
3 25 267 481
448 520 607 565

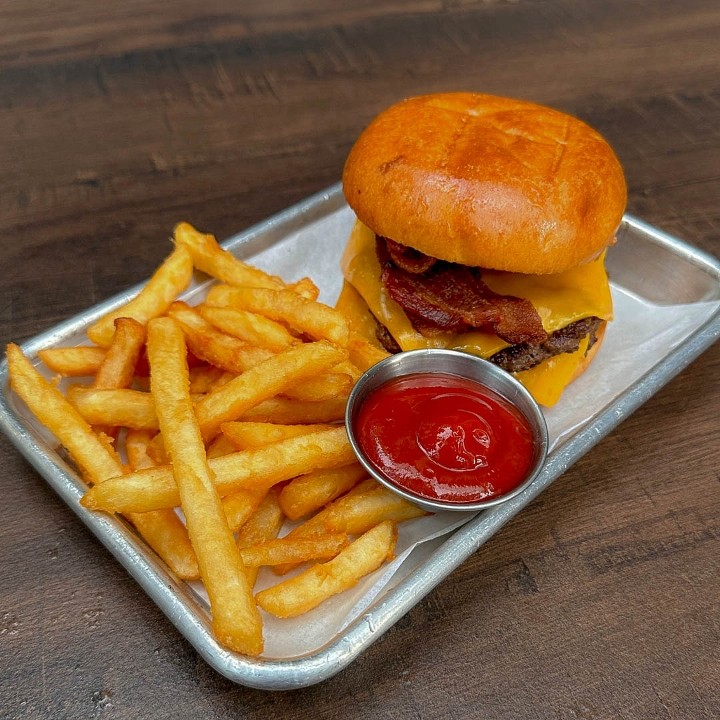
342 93 627 274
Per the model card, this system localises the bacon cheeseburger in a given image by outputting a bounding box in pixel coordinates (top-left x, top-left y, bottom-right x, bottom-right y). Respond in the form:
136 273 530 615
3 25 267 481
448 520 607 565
338 93 626 406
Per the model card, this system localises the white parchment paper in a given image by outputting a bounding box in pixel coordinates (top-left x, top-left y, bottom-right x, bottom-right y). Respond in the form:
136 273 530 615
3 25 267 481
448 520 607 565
183 205 719 659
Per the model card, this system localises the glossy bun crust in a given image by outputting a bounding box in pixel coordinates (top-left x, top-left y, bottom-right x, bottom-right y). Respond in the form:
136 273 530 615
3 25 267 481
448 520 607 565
343 93 626 274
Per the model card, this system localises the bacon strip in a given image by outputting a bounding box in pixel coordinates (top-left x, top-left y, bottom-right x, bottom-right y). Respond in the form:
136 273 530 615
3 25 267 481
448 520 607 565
377 237 547 345
384 237 438 274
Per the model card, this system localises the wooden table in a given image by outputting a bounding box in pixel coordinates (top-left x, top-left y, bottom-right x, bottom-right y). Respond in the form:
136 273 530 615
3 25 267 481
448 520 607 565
1 2 718 717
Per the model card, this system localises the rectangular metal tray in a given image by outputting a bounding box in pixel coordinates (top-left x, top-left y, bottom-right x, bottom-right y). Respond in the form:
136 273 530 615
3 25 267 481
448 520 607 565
1 183 719 690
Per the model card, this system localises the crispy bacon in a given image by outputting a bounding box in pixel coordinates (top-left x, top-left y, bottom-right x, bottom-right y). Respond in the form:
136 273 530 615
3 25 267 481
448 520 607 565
376 237 547 345
383 237 438 274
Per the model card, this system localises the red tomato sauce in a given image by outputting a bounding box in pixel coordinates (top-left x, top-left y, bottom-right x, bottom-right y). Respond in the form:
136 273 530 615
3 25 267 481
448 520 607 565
355 372 535 504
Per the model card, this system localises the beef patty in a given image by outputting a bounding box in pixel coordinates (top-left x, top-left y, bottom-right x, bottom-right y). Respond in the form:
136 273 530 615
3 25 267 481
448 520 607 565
489 316 603 373
375 316 603 373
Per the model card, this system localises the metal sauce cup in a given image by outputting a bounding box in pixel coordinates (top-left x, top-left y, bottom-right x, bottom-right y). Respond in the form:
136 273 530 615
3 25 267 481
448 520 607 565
345 348 549 512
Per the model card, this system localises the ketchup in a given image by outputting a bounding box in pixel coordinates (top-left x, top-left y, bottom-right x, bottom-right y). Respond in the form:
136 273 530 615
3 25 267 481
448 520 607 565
355 372 535 504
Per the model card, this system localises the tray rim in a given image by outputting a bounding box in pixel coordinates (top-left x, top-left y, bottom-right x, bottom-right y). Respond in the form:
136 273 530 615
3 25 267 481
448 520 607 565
1 183 719 690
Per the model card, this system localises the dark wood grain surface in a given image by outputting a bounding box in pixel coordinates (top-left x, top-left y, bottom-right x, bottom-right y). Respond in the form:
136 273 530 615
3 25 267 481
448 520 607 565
1 1 719 718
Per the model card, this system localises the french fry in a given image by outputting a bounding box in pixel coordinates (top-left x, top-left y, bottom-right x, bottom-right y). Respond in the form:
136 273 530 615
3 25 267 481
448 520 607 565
256 521 397 618
322 486 427 535
67 387 158 431
235 489 284 585
92 318 146 390
222 486 271 533
240 533 348 568
272 482 421 575
124 428 158 470
81 426 357 513
194 340 347 442
7 344 125 484
38 346 106 377
146 317 263 655
207 371 235 393
125 429 200 581
127 509 201 581
205 433 237 459
167 302 274 374
146 431 168 465
199 305 297 353
87 245 193 347
7 345 200 580
238 396 347 424
91 317 147 438
282 372 353 403
188 365 227 394
221 421 336 451
348 337 390 373
205 285 350 347
344 477 381 497
330 358 364 382
288 276 320 300
174 222 286 290
279 464 369 520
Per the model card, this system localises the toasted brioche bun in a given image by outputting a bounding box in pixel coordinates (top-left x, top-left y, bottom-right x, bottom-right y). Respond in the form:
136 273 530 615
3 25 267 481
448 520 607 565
343 93 626 274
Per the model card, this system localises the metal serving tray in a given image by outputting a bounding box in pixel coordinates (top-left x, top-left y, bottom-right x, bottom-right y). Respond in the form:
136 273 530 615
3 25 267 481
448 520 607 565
1 183 719 690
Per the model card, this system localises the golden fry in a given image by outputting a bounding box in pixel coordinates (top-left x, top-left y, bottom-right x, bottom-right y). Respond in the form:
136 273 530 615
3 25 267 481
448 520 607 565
322 486 427 535
7 344 125 484
279 464 369 520
87 245 193 347
235 489 284 586
194 340 346 442
222 486 270 533
174 222 285 290
146 317 262 655
67 387 158 431
8 345 199 580
240 533 348 568
199 305 297 353
126 429 200 581
237 396 347 424
91 317 147 438
92 318 146 389
256 521 397 618
288 276 320 300
206 285 350 347
127 505 201 581
348 338 390 373
282 372 353 403
81 426 356 513
205 433 237 459
38 346 106 377
188 365 227 394
272 481 417 576
221 421 336 451
168 302 273 373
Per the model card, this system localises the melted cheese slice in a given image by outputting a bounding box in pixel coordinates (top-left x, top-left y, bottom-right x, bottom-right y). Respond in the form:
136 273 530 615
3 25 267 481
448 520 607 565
341 220 613 406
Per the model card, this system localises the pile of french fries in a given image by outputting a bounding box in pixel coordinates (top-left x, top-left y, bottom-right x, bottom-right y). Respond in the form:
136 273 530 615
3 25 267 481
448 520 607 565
6 223 426 656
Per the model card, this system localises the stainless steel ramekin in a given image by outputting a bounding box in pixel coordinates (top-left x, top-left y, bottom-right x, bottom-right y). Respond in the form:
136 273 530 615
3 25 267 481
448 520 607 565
345 348 549 512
